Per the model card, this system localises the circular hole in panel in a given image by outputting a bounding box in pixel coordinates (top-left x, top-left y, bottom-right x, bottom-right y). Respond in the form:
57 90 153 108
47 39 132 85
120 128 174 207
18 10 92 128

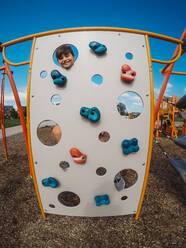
58 191 80 207
91 74 103 85
59 161 70 170
125 52 133 60
119 169 138 189
37 120 61 146
96 167 107 176
49 204 55 208
53 44 78 68
51 94 62 105
40 71 47 79
121 196 128 200
99 131 110 142
117 91 143 119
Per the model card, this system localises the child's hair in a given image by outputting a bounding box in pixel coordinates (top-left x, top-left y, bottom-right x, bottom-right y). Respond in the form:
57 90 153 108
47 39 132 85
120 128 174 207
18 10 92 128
55 44 75 60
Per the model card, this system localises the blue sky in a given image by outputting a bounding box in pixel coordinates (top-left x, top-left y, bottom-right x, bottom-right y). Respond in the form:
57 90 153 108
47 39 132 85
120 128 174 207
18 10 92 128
0 0 185 107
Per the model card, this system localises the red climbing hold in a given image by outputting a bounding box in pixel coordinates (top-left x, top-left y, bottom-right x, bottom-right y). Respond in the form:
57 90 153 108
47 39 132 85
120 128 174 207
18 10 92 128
121 64 136 83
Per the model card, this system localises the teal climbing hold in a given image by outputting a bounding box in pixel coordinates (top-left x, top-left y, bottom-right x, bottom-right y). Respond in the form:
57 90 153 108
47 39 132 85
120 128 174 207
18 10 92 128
122 138 139 155
51 70 67 86
94 194 110 206
89 41 107 54
42 177 59 188
80 107 100 122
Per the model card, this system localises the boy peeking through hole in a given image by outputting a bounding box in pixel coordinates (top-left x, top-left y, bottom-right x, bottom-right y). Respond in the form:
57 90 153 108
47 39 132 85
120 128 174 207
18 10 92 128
52 45 75 142
56 44 75 69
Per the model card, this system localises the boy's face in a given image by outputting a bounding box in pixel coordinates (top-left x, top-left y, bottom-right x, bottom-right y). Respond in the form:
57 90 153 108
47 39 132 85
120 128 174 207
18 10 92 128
58 52 75 69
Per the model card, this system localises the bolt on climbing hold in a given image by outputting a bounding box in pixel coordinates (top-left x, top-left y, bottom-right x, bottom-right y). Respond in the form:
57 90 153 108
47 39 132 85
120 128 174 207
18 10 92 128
51 70 67 86
121 64 136 83
121 138 139 155
89 41 107 54
59 161 70 170
42 177 59 188
114 172 125 191
94 194 110 206
70 148 87 164
80 107 101 122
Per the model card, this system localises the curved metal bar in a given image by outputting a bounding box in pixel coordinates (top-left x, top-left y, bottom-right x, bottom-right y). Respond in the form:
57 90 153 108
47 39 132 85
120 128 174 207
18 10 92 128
0 27 183 67
161 70 186 76
0 70 8 160
135 35 154 220
151 43 182 64
1 27 183 47
26 37 46 219
2 47 30 66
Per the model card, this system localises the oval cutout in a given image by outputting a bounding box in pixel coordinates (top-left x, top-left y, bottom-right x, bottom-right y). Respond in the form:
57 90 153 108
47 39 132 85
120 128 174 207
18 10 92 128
51 94 62 105
58 191 80 207
125 52 133 60
117 91 143 119
49 204 55 208
99 131 110 142
91 74 103 85
96 167 107 176
121 196 128 201
116 169 138 189
40 71 47 79
37 120 61 146
53 44 78 68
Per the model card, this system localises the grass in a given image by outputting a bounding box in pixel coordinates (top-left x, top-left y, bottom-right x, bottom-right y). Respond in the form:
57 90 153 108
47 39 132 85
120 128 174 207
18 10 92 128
0 119 21 129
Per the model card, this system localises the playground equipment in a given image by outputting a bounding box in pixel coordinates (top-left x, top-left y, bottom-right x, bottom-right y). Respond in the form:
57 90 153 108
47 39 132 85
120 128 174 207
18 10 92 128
0 27 185 220
156 95 179 138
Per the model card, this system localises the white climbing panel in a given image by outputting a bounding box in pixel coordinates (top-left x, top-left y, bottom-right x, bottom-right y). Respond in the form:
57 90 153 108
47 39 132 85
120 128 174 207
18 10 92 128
29 30 152 216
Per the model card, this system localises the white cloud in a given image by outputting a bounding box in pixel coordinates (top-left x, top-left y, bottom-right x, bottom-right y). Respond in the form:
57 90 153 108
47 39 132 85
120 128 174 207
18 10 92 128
4 88 27 106
184 88 186 93
154 83 173 98
154 88 160 97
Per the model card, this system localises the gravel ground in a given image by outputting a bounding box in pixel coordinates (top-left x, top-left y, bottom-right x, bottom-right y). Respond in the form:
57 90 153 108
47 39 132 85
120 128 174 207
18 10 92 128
0 133 185 248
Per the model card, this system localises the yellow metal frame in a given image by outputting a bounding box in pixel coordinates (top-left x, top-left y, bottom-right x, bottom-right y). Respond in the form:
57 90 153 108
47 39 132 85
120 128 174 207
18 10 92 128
0 27 184 219
135 35 154 220
0 27 184 66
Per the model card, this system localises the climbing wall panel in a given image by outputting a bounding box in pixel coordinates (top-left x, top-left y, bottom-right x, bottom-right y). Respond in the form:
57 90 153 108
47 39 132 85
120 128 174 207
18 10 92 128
29 30 152 216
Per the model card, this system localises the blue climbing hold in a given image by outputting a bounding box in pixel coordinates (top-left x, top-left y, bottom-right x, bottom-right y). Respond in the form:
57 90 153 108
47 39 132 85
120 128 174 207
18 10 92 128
42 177 59 188
94 194 110 206
88 107 101 122
80 107 89 118
89 41 107 54
51 70 67 86
80 107 101 122
122 138 139 155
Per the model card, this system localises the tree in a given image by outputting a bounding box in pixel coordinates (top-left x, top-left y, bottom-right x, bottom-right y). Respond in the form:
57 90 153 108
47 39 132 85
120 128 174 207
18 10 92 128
10 108 18 119
117 102 128 116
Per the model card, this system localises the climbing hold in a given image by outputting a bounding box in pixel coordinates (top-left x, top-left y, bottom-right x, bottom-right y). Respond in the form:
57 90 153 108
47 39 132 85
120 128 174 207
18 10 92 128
51 70 67 86
121 138 139 155
80 107 101 122
94 194 110 206
70 148 87 164
42 177 59 188
89 41 107 54
80 107 90 118
59 161 70 170
121 64 136 83
114 172 125 191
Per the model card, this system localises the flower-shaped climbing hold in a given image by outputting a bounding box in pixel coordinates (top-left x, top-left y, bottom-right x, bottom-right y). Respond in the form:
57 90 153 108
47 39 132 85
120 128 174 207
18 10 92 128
121 64 136 83
51 70 67 86
89 41 107 54
42 177 59 188
80 107 101 123
70 148 87 164
121 138 139 155
94 194 110 206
